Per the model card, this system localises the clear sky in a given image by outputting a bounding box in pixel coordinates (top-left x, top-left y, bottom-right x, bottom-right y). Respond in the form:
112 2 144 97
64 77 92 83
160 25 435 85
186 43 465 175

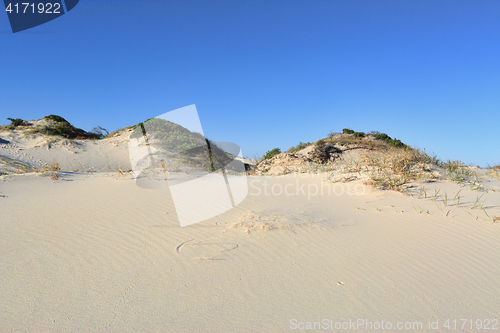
1 0 499 166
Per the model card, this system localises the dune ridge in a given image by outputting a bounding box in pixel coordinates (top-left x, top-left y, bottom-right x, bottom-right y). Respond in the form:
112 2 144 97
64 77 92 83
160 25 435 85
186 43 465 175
1 118 499 332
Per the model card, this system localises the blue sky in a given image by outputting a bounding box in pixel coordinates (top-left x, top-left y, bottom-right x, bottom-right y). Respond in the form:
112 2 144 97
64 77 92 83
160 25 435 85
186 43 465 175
1 0 499 166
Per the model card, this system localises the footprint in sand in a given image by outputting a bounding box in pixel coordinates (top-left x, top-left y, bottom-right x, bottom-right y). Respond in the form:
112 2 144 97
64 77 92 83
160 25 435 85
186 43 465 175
175 238 239 260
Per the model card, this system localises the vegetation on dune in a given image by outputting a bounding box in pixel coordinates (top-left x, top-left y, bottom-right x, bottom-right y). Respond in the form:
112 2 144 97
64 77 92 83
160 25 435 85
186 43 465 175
2 114 494 193
3 115 109 140
362 147 438 191
263 128 412 168
373 132 407 148
130 118 206 152
287 141 310 153
3 115 241 174
374 133 390 141
44 114 68 123
386 138 406 148
353 131 365 138
42 114 104 139
309 142 342 164
129 118 244 173
90 126 109 138
0 155 35 175
264 148 281 160
26 123 102 140
103 126 134 139
342 128 355 134
488 164 500 171
257 128 490 194
7 118 25 127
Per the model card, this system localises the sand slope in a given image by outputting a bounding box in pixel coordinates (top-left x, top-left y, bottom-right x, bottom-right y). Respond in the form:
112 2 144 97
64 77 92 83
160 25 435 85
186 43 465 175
0 128 133 174
1 169 499 332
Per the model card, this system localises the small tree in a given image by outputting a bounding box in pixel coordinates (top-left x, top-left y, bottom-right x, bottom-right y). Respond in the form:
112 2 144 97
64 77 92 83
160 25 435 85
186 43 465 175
7 118 24 127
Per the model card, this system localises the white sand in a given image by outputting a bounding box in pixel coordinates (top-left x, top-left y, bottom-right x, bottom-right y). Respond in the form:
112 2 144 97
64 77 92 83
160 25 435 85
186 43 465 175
1 132 500 332
0 128 133 174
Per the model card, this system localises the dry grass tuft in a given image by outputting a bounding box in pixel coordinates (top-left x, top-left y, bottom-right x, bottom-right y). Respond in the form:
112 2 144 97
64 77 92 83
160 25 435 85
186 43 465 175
488 164 500 180
117 169 132 176
327 146 441 192
362 148 438 191
35 161 62 179
45 162 61 172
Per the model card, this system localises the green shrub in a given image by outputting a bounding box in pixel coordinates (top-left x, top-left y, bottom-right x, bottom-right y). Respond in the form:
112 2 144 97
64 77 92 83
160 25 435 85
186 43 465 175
52 124 73 137
264 148 281 160
29 123 99 139
44 115 68 123
371 133 408 149
386 138 407 148
374 133 391 141
342 128 354 134
7 118 24 127
353 132 365 138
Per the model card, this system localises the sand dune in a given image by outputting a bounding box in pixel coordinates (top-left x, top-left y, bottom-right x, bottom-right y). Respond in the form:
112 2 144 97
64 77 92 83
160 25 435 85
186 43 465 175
1 168 499 332
1 125 500 332
0 128 133 174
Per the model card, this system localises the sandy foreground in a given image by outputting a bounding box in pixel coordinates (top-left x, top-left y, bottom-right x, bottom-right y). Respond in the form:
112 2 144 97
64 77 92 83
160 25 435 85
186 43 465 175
1 131 500 332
